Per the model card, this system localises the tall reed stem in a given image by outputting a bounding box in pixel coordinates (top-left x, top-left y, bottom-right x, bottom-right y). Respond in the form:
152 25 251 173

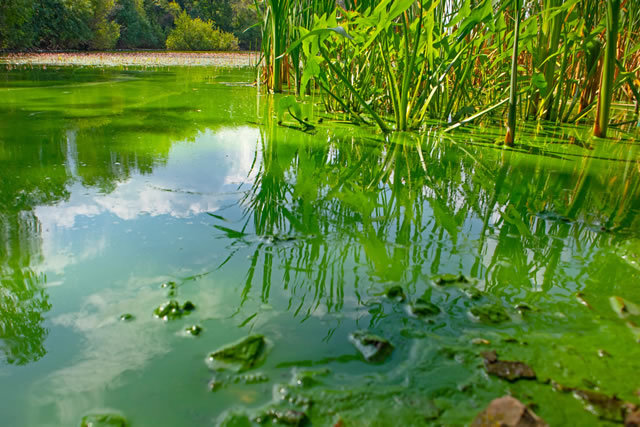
594 0 620 137
505 0 521 146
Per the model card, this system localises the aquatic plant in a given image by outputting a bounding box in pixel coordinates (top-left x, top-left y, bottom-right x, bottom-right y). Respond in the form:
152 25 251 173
256 0 640 139
594 0 620 137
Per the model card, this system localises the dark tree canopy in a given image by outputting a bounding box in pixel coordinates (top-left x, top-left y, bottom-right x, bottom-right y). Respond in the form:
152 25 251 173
0 0 260 51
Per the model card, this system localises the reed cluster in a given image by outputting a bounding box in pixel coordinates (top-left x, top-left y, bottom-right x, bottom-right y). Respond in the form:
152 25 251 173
256 0 640 140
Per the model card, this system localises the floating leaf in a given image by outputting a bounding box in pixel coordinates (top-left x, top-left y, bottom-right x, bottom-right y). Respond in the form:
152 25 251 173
207 335 267 372
410 300 441 317
119 313 134 322
470 304 510 324
435 273 469 285
185 325 202 336
349 331 394 363
385 285 406 302
610 296 640 319
482 351 536 382
80 413 128 427
472 396 547 427
257 409 308 426
153 300 195 320
554 383 633 422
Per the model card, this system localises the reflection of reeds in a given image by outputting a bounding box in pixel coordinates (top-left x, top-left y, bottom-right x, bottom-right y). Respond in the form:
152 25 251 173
224 120 640 323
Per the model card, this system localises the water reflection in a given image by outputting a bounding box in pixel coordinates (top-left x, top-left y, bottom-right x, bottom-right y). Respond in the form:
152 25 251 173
0 66 639 426
0 67 258 366
0 109 68 364
218 119 640 321
0 211 50 365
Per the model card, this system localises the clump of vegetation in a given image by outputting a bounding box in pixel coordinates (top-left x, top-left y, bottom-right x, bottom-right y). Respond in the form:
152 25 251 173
80 412 128 427
470 303 511 324
166 11 238 51
153 299 196 320
257 0 640 140
349 331 394 363
0 0 256 51
207 335 267 372
90 19 121 50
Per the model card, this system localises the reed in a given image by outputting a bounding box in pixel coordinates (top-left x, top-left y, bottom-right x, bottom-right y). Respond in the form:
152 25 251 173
505 0 521 146
594 0 621 137
256 0 640 137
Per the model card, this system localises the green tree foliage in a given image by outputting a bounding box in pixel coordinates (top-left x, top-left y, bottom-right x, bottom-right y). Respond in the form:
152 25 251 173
115 0 160 48
193 0 233 32
142 0 179 42
31 0 92 50
0 0 35 50
165 10 238 51
89 0 120 49
0 0 258 51
232 0 260 50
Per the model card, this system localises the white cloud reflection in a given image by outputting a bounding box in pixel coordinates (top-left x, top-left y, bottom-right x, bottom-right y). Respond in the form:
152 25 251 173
36 126 261 229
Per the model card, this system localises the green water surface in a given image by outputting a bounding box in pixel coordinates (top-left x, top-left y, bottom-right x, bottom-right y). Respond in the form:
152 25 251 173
1 66 640 426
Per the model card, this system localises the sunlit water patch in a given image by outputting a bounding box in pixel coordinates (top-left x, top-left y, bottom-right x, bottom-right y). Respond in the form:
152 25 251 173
1 66 640 426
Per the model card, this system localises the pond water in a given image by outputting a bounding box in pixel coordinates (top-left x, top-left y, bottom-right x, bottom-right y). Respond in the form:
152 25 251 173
1 66 640 426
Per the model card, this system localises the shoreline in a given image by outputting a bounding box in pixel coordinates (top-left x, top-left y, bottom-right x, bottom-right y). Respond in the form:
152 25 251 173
0 51 259 68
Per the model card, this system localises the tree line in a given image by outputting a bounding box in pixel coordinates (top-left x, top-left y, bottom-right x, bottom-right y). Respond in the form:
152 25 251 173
0 0 260 51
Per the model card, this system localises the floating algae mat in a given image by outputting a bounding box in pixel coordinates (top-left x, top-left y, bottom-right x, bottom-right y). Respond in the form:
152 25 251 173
1 66 640 426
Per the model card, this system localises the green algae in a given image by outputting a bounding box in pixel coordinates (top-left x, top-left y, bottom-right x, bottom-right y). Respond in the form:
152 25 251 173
207 335 267 372
482 350 537 382
153 300 196 320
161 281 178 297
1 66 640 427
266 384 441 426
617 239 640 271
348 331 394 363
434 274 469 286
184 325 203 336
472 396 547 427
80 413 128 427
384 285 406 302
470 304 511 324
255 408 308 426
208 372 270 392
291 368 330 388
217 412 253 427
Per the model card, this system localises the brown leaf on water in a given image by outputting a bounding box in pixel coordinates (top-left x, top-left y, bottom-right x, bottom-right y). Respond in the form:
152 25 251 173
482 351 536 382
626 409 640 427
472 396 548 427
572 389 626 421
552 382 637 422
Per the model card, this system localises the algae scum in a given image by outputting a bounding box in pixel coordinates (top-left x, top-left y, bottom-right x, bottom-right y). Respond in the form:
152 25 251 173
1 66 639 426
